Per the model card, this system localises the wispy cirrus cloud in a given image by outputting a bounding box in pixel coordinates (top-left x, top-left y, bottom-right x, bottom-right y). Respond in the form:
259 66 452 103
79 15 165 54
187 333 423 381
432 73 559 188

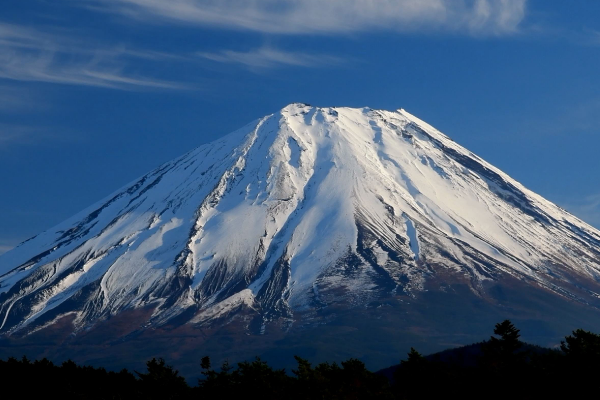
89 0 528 36
523 99 600 138
0 123 69 150
585 29 600 45
0 22 183 90
198 47 344 69
0 85 36 111
0 236 25 256
0 125 33 146
560 193 600 229
0 245 13 256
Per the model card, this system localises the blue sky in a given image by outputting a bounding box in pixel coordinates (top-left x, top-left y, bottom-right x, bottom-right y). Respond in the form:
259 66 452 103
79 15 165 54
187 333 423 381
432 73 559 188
1 0 600 254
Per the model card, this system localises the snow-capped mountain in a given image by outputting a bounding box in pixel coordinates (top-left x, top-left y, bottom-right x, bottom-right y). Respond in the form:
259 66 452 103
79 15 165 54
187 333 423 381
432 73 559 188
2 103 600 341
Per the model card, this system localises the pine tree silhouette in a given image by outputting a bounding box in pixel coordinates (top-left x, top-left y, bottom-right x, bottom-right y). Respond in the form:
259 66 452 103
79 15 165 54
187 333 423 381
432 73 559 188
136 358 189 400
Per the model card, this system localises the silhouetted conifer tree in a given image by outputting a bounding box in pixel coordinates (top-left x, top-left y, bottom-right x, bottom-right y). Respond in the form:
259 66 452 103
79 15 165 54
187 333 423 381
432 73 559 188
136 357 189 400
561 328 600 360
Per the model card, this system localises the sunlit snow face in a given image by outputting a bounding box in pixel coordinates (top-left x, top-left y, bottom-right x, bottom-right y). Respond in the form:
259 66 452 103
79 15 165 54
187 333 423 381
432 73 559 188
1 104 600 335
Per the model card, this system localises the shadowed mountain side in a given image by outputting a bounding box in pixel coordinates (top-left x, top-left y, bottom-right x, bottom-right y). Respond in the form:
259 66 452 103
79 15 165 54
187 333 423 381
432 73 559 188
1 272 599 380
1 104 600 372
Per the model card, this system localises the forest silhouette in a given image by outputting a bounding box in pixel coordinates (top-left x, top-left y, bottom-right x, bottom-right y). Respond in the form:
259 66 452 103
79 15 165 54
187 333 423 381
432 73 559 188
2 320 599 399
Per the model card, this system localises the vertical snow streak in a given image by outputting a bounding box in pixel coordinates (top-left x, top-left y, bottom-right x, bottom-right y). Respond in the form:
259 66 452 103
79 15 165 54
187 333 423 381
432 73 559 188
2 104 600 334
403 214 420 261
176 116 270 281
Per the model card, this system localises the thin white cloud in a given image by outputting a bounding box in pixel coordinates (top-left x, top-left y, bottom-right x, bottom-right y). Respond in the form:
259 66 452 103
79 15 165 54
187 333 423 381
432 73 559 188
0 125 34 145
524 99 600 138
586 29 600 45
0 124 56 149
0 23 183 90
198 47 344 69
0 245 13 256
0 85 36 111
567 100 600 132
0 237 21 256
91 0 527 36
561 194 600 229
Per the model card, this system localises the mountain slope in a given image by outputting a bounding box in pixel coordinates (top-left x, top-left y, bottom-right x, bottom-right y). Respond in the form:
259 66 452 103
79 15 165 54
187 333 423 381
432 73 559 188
1 103 600 341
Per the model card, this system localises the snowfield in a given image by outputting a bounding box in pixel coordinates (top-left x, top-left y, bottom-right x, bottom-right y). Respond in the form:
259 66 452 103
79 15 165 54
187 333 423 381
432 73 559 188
1 103 600 335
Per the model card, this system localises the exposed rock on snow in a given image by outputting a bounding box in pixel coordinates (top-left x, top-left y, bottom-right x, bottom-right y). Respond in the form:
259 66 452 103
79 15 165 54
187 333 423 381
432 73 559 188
1 103 600 335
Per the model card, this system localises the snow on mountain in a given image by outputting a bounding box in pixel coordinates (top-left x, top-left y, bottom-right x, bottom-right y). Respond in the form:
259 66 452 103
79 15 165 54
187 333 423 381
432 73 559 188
1 103 600 336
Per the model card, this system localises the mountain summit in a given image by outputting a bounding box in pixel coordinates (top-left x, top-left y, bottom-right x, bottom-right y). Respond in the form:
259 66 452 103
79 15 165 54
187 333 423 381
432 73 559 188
1 104 600 368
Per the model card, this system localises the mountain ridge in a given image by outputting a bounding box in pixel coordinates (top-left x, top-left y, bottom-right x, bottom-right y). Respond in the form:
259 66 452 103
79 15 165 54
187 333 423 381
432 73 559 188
1 103 600 352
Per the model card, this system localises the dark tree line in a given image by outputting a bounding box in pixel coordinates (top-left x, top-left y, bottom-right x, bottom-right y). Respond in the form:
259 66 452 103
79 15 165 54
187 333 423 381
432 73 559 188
392 320 600 399
2 321 600 399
